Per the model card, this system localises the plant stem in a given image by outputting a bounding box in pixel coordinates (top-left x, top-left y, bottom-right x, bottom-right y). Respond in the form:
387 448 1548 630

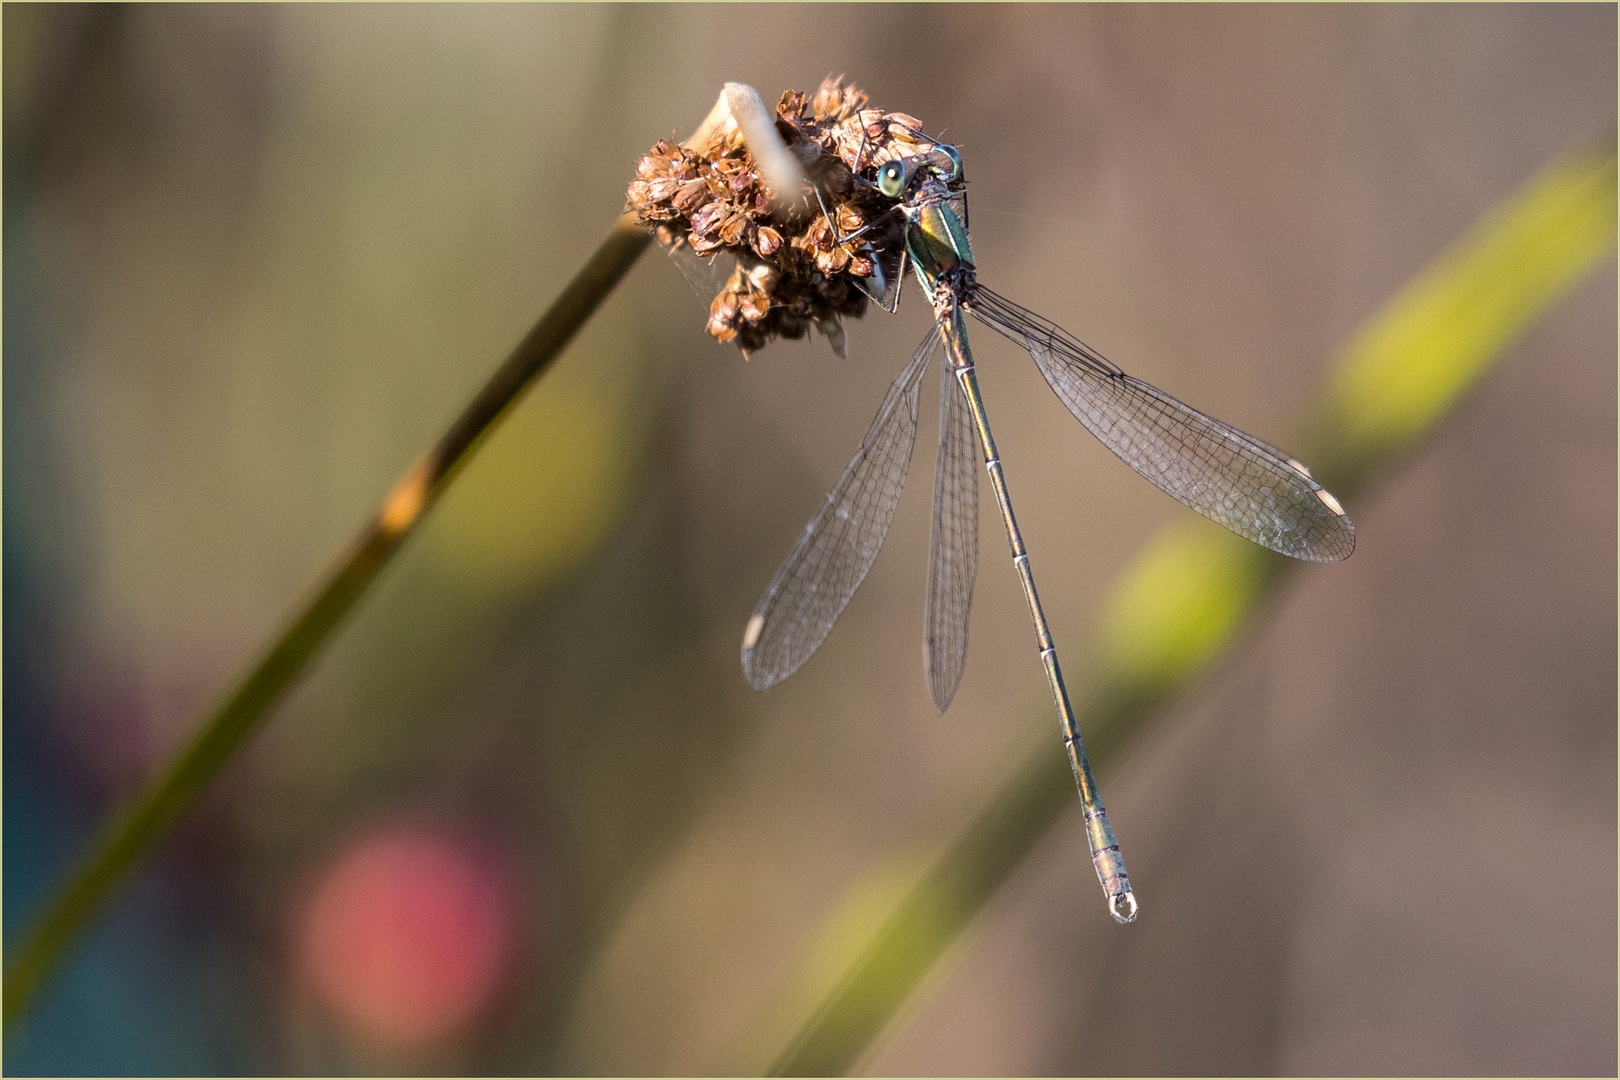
2 216 652 1033
1 78 767 1036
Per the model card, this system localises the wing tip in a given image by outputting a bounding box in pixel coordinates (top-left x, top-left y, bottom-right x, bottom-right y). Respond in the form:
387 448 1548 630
740 651 775 692
741 611 773 690
1298 515 1356 562
1324 509 1356 561
925 662 964 714
741 614 797 692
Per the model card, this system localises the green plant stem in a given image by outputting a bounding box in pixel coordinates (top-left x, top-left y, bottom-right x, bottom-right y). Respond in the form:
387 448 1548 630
2 217 653 1034
765 139 1616 1077
764 607 1272 1078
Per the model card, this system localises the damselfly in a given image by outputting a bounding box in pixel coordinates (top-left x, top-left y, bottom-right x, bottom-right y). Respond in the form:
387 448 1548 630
734 135 1355 923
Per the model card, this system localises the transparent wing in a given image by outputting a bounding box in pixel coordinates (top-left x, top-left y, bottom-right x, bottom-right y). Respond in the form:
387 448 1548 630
925 360 979 712
948 190 969 236
856 239 907 313
966 285 1354 562
657 230 734 308
742 330 941 690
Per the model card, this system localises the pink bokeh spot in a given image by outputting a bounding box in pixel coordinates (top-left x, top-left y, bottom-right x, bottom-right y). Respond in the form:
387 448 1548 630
299 825 512 1049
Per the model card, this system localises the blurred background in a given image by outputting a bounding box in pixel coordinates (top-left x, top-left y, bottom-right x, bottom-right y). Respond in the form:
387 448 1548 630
4 4 1614 1075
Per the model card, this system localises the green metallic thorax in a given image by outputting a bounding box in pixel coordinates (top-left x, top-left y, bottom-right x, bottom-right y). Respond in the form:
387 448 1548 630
905 201 974 294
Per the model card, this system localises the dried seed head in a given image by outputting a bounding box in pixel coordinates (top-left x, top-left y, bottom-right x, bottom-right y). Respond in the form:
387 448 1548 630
809 78 868 123
627 78 947 356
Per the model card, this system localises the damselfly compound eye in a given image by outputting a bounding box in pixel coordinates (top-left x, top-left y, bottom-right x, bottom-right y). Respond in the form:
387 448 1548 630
878 160 907 198
936 144 962 181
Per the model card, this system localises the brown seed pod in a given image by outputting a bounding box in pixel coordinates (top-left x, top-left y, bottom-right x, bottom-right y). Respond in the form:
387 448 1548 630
627 77 946 356
752 225 783 257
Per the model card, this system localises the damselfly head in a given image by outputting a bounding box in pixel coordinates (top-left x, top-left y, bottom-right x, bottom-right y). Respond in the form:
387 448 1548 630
875 143 964 201
628 77 926 356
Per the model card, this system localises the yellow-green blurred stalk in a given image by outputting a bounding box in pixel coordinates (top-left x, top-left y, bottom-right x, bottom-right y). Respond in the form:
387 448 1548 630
1 219 652 1033
0 82 763 1036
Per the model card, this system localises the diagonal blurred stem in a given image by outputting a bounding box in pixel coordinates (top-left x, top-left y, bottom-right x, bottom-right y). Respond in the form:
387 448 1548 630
765 138 1616 1077
2 216 652 1032
1 80 770 1034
